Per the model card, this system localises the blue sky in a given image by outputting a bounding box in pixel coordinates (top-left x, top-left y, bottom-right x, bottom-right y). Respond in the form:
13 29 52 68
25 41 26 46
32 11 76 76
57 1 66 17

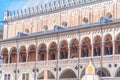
0 0 28 26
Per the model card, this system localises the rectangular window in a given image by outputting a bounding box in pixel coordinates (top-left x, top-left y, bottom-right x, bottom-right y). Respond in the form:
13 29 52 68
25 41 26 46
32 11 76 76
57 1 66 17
4 74 10 80
4 74 7 80
22 73 29 80
8 74 10 80
22 74 25 80
26 73 29 80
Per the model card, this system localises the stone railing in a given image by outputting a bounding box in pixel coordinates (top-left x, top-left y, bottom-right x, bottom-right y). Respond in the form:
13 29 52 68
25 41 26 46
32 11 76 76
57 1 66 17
114 55 120 61
1 55 119 70
101 77 120 80
1 63 16 70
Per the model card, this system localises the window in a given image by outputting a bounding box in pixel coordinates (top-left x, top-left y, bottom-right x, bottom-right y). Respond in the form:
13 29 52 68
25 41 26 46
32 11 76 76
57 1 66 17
43 25 48 31
62 21 67 27
25 28 29 33
106 13 112 19
51 53 55 60
82 49 88 57
83 17 88 24
22 56 26 62
41 54 44 61
22 73 29 80
4 74 10 80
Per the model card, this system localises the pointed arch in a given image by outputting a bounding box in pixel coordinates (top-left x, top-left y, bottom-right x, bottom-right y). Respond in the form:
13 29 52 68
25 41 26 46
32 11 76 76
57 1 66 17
115 67 120 77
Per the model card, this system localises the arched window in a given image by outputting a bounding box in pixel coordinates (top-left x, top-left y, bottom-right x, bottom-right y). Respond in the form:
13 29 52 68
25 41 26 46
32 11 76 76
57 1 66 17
51 53 55 60
82 49 88 57
25 28 29 33
83 17 88 24
22 56 26 62
104 34 113 55
81 37 91 57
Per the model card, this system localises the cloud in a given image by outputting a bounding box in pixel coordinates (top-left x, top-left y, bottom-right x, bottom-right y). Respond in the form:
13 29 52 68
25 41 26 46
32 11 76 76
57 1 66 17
6 0 28 11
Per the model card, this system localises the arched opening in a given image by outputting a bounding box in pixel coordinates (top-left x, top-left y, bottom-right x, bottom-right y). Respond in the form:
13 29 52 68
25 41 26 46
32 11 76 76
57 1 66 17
115 33 120 55
59 69 77 79
10 47 17 63
28 44 36 62
70 38 79 58
37 70 55 79
93 35 102 56
38 43 47 61
96 67 111 77
115 68 120 77
19 46 27 62
60 40 68 59
81 37 91 57
49 42 57 60
1 48 8 64
104 34 113 55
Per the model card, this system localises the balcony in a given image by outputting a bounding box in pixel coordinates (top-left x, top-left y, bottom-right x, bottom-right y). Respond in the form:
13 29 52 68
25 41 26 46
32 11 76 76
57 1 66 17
1 55 120 70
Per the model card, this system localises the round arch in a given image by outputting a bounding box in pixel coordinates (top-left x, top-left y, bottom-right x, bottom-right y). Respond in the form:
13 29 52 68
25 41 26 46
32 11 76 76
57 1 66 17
115 33 120 55
70 38 79 58
38 43 47 61
28 44 36 62
93 35 102 56
96 67 111 77
1 48 8 54
104 34 113 55
60 40 68 59
59 69 77 79
9 47 17 63
1 48 8 63
48 42 57 60
19 46 27 62
115 67 120 77
37 70 55 79
81 37 91 57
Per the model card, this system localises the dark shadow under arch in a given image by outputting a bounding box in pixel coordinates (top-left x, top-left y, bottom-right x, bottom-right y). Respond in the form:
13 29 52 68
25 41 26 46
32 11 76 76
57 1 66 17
37 70 55 79
59 69 77 79
115 67 120 77
96 67 111 77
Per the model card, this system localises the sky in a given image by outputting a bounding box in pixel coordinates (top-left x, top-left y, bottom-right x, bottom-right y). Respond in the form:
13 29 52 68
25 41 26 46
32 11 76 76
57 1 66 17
0 0 28 26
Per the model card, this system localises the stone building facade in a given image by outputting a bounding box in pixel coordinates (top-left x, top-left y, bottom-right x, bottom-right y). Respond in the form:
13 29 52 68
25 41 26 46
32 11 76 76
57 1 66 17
1 0 120 80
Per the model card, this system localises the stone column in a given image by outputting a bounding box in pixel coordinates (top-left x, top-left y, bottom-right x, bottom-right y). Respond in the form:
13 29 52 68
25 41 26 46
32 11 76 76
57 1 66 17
8 53 10 63
44 70 48 80
46 49 49 61
102 43 104 56
91 44 94 57
113 41 115 61
26 51 28 62
68 48 70 59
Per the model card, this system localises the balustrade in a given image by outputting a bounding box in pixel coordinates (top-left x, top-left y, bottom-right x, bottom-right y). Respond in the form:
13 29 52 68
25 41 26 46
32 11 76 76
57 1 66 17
2 54 120 70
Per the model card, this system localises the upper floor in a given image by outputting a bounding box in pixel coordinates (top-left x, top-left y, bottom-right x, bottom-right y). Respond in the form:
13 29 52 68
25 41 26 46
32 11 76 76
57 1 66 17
3 0 120 39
